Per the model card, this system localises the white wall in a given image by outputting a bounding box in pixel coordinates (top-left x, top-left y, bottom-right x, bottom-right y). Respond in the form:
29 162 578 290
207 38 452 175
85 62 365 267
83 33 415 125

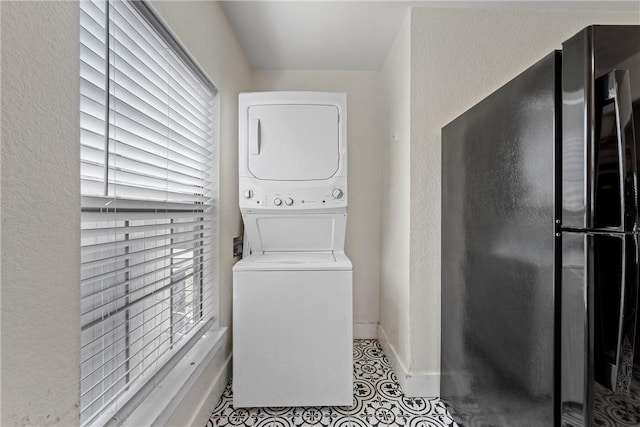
377 11 413 387
0 1 251 425
1 2 81 425
251 70 383 336
406 7 640 394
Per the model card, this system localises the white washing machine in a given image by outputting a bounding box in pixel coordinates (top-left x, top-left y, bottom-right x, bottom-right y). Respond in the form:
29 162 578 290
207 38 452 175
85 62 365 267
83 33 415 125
232 92 353 407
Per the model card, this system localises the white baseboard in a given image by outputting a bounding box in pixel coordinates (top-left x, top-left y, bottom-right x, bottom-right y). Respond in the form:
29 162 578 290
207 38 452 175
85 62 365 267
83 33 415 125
377 325 440 398
354 322 378 339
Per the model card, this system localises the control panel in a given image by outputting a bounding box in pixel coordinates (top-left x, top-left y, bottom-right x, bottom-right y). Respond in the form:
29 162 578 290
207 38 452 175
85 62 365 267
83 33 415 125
239 177 347 210
240 187 347 209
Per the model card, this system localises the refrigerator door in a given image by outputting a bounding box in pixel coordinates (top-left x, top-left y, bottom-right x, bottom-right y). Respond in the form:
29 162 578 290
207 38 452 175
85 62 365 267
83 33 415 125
593 232 638 393
561 231 640 426
562 26 640 232
560 231 640 427
592 70 638 232
561 25 640 427
441 51 558 427
560 231 590 426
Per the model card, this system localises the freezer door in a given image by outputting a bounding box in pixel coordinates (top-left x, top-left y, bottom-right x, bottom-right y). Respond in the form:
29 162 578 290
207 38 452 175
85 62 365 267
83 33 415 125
561 231 640 426
562 26 640 231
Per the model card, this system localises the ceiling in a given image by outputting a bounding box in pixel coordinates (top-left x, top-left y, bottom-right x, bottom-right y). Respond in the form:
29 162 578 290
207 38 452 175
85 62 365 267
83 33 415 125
221 1 409 70
221 1 639 70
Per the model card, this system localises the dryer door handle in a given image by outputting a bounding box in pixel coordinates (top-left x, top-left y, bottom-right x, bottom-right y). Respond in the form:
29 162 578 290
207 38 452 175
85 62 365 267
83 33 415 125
250 118 261 155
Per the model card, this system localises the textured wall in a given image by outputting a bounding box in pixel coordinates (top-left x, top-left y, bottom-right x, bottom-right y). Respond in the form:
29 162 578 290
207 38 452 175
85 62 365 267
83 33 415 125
409 7 640 382
1 2 81 425
250 70 383 331
1 1 251 425
378 11 412 373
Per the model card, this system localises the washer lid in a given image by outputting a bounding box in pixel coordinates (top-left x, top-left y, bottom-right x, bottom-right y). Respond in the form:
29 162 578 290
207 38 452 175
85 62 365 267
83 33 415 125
247 104 340 181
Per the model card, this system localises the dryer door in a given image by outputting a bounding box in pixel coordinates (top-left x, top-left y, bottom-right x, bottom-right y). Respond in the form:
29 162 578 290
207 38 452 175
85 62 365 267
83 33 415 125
247 104 340 181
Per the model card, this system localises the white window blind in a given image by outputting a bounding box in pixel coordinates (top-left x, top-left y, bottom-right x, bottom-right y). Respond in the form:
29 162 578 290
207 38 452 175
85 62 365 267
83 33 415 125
79 1 218 424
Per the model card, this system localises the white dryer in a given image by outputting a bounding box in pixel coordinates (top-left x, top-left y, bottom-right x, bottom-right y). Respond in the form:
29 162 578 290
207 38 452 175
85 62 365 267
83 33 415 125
233 92 353 408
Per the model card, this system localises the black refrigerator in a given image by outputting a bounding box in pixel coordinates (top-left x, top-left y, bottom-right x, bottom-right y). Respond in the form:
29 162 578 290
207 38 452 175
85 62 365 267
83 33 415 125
441 26 640 427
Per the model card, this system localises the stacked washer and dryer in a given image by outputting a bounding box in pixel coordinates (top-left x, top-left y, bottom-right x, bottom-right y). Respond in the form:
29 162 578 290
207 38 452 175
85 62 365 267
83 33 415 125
232 92 353 408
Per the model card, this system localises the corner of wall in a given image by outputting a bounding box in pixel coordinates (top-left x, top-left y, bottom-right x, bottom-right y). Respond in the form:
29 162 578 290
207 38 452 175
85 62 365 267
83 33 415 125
378 6 413 381
378 325 439 398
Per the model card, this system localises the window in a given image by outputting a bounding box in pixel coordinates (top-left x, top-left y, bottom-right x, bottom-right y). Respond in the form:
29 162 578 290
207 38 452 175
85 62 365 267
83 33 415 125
79 1 218 424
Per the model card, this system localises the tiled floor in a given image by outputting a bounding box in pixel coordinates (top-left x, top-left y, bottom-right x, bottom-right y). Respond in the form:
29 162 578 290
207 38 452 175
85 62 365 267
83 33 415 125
592 368 640 427
206 339 458 426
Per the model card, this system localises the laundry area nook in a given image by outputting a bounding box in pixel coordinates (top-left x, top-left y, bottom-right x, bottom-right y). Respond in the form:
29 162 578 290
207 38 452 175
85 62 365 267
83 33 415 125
232 92 353 409
1 2 640 427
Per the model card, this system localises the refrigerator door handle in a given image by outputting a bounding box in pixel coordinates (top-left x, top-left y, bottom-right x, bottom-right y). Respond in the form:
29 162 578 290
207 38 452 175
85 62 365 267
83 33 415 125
599 70 638 231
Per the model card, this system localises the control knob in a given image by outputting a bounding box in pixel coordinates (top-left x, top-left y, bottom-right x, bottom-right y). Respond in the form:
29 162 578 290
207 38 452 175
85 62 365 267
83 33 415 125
285 198 294 206
274 198 282 206
243 189 254 199
331 188 344 199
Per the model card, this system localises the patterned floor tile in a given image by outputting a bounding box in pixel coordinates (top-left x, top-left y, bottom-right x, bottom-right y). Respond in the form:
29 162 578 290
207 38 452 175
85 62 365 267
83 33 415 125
206 340 458 427
593 368 640 427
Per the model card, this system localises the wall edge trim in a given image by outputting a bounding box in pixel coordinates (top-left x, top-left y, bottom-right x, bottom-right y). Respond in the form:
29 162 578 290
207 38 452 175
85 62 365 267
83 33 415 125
377 325 439 398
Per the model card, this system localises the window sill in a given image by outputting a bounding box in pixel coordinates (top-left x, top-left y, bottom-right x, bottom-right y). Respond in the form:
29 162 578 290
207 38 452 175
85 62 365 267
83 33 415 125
119 325 229 426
